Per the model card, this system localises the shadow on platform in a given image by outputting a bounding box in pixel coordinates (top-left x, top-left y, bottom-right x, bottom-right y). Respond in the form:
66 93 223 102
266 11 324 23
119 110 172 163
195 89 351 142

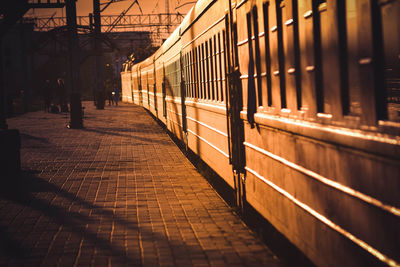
0 170 140 263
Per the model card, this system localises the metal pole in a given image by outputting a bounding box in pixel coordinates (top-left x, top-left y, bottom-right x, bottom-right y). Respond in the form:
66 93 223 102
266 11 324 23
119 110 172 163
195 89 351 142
66 0 83 128
0 37 7 130
93 0 105 109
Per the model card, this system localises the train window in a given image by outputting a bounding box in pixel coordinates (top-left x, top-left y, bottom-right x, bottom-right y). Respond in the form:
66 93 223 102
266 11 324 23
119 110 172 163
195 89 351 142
189 52 193 98
293 0 302 110
198 46 202 99
192 50 196 99
214 34 219 101
186 52 189 98
252 6 263 107
207 39 213 100
187 52 190 98
312 0 324 113
184 53 189 98
192 47 197 98
196 46 200 99
204 41 208 99
205 40 211 100
263 2 273 106
219 30 227 101
202 43 207 100
191 50 195 99
247 12 257 114
199 44 203 99
210 38 215 101
276 0 287 108
179 59 182 95
281 0 302 111
335 1 350 115
200 43 206 99
380 0 400 122
182 54 186 97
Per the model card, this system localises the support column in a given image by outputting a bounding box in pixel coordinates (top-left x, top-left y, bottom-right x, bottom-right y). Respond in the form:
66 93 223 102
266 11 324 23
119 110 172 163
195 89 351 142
66 0 83 128
93 0 105 109
0 37 7 130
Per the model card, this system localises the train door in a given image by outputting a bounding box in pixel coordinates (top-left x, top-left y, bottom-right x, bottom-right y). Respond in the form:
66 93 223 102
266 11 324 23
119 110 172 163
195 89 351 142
138 67 143 105
130 65 134 103
180 52 188 144
162 65 167 118
225 13 246 210
153 60 157 116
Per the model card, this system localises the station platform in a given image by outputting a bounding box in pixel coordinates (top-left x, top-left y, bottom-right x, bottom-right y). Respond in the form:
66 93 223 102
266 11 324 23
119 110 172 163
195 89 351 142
0 102 282 266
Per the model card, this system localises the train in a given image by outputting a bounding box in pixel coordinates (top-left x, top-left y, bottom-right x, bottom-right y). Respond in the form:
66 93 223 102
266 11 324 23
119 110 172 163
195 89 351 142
121 0 400 266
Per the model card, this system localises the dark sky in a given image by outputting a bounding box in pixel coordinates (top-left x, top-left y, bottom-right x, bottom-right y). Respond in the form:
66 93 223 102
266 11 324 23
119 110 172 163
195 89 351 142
26 0 194 18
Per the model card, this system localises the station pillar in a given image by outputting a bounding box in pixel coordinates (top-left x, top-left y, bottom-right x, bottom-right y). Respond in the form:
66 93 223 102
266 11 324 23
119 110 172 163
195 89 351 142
93 0 105 109
66 0 83 128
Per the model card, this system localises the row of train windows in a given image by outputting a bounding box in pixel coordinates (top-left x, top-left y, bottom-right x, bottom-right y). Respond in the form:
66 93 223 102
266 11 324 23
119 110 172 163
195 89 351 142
182 31 226 103
165 61 181 97
246 0 399 122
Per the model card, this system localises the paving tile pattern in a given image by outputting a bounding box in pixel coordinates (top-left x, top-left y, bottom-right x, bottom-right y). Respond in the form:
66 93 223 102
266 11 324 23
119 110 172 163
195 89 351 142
1 102 282 266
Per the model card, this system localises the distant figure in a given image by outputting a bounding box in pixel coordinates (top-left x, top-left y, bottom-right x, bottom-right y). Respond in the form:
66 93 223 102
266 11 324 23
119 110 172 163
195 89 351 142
107 89 114 106
57 78 68 112
114 88 120 106
43 80 52 112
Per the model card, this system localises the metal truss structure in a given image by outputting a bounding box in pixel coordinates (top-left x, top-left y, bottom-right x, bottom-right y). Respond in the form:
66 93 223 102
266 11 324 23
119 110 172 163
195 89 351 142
24 13 185 45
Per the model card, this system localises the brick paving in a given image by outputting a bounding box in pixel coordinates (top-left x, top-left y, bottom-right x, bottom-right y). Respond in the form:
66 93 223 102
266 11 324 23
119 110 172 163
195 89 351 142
1 102 282 266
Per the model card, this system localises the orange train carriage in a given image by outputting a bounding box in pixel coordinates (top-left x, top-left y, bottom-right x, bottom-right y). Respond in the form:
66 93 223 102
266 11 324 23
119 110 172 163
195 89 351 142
121 0 400 266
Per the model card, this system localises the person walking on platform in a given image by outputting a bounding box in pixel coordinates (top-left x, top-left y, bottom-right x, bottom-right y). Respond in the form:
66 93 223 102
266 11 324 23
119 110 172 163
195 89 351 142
114 87 120 106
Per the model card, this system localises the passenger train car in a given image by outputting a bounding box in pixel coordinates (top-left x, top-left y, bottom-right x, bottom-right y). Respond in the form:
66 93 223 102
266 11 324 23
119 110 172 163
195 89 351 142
121 0 400 266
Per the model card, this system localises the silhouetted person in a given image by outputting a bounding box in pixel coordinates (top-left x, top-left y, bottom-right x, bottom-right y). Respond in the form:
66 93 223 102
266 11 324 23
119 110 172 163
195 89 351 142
114 88 120 106
43 80 52 112
57 79 68 112
107 89 114 106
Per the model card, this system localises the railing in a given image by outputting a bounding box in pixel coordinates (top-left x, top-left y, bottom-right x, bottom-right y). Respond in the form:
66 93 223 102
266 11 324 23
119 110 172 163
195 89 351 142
28 0 65 8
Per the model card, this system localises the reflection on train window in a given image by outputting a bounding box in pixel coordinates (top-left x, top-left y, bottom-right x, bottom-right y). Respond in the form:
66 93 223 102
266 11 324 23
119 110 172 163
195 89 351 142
381 0 400 122
263 1 272 106
252 6 263 107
